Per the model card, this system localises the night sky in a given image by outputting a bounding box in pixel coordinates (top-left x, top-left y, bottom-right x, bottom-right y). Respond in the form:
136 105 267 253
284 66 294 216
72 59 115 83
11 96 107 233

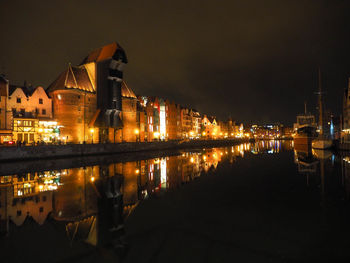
1 0 350 125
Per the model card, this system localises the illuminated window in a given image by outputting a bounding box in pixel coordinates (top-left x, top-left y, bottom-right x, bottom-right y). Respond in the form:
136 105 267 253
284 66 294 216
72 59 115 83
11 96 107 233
57 94 62 100
39 98 43 104
16 98 21 103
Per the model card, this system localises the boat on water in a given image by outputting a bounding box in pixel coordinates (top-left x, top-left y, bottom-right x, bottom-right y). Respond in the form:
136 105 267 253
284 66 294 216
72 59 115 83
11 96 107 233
312 68 333 150
293 103 317 147
312 139 332 150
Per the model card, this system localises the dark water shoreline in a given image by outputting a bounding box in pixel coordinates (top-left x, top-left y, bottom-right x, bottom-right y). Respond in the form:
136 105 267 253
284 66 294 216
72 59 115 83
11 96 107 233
0 139 253 175
0 138 252 163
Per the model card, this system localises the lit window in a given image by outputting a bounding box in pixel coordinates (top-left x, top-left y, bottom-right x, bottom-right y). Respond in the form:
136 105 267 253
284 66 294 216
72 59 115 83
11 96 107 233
39 98 43 104
57 94 62 100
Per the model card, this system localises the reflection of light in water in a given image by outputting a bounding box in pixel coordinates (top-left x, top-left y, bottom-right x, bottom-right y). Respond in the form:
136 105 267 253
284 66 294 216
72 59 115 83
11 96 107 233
160 158 167 189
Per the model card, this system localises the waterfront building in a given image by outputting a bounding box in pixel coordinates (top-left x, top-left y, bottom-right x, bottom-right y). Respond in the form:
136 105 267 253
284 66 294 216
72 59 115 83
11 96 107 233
158 98 166 140
0 75 12 143
118 82 138 142
137 101 147 142
181 107 192 138
149 97 161 140
48 42 142 143
201 115 220 139
227 118 236 137
165 100 180 140
8 85 52 119
47 64 97 143
201 115 212 138
7 84 55 143
189 109 201 138
138 96 153 141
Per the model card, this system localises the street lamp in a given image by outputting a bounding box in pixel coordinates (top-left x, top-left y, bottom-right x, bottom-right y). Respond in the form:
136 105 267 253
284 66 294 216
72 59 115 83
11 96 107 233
90 128 94 143
134 128 139 142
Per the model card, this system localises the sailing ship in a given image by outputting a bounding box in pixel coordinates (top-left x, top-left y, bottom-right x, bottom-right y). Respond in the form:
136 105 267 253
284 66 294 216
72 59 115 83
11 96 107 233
312 69 333 150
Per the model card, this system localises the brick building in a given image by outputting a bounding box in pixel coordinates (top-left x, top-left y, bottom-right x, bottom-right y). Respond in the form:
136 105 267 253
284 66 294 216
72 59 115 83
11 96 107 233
47 42 141 143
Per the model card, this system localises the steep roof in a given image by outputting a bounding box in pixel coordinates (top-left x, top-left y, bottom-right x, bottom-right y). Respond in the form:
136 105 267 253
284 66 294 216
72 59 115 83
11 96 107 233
81 42 128 64
9 85 35 97
121 81 136 98
47 64 95 93
208 116 217 123
0 74 8 84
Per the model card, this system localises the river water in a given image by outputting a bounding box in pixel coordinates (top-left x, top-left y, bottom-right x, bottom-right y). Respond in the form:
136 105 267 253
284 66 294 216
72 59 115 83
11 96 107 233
1 140 350 262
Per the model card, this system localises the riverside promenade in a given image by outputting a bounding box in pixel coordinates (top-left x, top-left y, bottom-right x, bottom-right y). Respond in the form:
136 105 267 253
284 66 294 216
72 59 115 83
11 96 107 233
0 138 250 162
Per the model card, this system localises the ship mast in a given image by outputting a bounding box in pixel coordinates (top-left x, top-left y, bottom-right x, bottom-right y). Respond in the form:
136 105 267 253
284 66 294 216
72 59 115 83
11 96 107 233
318 68 323 136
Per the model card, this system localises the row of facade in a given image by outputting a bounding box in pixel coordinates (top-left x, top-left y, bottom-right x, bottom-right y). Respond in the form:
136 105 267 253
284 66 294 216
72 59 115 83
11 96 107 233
0 42 243 144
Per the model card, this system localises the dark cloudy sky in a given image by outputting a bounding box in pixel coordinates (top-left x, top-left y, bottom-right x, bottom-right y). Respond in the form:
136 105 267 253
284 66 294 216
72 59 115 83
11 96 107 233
1 0 350 125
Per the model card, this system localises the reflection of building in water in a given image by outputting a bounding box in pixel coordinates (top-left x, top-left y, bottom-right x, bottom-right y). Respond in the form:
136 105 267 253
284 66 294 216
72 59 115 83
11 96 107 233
1 142 287 238
251 141 284 154
0 171 61 235
53 166 99 221
202 149 221 172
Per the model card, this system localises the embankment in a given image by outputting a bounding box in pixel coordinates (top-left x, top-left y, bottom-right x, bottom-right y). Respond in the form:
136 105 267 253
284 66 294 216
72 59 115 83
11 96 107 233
0 138 250 162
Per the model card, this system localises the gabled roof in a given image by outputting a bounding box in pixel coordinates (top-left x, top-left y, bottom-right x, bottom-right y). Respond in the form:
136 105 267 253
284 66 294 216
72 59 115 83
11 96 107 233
47 64 95 93
81 42 128 64
208 116 217 123
9 85 35 97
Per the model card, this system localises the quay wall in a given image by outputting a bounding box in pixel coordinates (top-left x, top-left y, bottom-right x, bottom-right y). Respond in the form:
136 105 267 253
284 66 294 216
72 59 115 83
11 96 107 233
0 138 250 162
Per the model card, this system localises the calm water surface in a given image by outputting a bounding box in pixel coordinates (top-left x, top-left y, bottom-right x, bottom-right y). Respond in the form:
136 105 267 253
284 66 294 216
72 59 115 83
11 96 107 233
1 141 350 262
